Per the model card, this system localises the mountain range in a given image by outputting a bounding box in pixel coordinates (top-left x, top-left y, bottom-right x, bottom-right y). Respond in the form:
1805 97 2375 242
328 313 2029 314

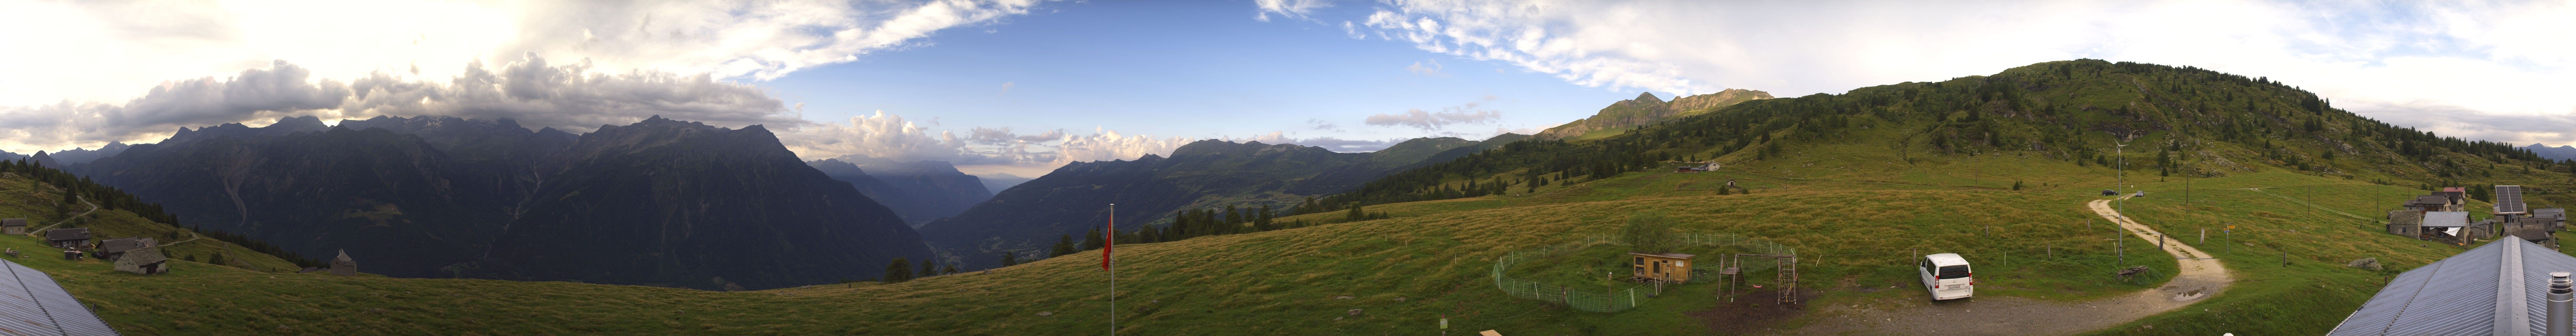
71 115 931 290
915 135 1513 269
809 157 994 226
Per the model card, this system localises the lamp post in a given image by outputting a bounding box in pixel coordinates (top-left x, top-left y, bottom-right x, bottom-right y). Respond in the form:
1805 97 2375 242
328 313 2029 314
2118 142 2130 217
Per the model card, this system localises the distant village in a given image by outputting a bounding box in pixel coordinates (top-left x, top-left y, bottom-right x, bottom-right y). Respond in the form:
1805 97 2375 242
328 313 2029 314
2383 186 2567 248
0 218 358 276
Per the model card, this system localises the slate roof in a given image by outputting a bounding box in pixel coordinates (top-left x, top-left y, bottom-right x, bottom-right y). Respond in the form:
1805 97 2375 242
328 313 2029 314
42 228 85 242
2423 212 2473 227
0 219 22 227
0 258 120 336
2534 208 2566 221
2328 239 2576 335
2389 210 2425 226
95 238 150 254
117 247 165 266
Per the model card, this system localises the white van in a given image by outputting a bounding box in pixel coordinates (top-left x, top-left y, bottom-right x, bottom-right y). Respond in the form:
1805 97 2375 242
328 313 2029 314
1918 253 1974 301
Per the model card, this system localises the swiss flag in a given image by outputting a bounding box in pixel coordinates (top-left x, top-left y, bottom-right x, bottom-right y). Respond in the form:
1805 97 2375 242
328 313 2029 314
1101 213 1113 271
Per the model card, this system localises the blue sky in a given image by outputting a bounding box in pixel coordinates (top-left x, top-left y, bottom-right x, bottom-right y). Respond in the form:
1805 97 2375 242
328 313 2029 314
4 0 2575 177
766 0 1623 152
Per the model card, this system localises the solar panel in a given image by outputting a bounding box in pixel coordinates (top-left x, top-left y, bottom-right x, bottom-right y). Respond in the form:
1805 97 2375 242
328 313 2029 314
2496 185 2528 215
0 259 118 336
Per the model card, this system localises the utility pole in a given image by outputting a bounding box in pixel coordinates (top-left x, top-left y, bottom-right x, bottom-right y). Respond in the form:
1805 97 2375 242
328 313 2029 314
2118 142 2130 217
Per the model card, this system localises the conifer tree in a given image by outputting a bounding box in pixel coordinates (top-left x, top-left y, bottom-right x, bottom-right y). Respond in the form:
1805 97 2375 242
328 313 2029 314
1050 235 1075 257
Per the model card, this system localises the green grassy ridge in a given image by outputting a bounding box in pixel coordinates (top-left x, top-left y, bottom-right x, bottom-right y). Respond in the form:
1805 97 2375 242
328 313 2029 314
0 175 299 272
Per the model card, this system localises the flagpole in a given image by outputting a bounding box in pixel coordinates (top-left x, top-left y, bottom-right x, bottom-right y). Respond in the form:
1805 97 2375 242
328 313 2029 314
1109 203 1117 336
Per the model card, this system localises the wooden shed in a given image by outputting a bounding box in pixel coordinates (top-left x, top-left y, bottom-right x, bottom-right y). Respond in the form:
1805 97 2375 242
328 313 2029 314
1628 252 1695 283
43 228 88 249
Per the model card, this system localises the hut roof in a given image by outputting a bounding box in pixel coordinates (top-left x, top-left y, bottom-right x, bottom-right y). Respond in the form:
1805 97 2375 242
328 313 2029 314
2327 239 2576 335
2423 212 2472 227
96 238 150 253
0 258 121 335
2388 210 2425 226
118 246 166 266
1628 252 1695 259
43 228 86 241
2534 208 2566 221
0 219 22 227
2409 195 2454 206
334 249 354 263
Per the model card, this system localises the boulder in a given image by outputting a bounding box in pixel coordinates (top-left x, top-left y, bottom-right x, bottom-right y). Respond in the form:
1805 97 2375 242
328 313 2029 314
2347 258 2382 270
1348 308 1363 316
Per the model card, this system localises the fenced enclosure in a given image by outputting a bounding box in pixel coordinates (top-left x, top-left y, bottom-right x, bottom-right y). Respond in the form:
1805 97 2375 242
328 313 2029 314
1489 233 1795 312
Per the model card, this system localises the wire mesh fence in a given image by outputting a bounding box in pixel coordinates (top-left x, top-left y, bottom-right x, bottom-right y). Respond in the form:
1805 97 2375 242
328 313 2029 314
1490 233 1793 312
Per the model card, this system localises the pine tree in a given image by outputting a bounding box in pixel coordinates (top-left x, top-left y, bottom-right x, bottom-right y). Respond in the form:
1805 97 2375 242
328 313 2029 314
1001 252 1018 267
1080 228 1104 251
920 260 937 277
1050 235 1075 257
1345 202 1364 222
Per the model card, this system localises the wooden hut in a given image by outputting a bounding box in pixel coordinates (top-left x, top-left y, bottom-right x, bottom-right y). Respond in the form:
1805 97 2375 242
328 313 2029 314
330 249 357 276
43 228 88 249
0 219 24 235
1628 252 1696 283
113 246 168 275
95 237 153 261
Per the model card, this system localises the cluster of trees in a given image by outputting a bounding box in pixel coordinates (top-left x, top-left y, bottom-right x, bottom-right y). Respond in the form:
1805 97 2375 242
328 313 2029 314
879 257 963 284
0 159 325 268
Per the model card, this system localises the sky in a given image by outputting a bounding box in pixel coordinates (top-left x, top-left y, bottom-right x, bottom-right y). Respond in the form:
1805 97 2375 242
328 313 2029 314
2 0 2573 178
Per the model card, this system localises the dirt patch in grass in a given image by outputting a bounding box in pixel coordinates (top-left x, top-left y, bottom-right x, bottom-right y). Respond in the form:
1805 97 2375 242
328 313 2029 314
1685 288 1806 334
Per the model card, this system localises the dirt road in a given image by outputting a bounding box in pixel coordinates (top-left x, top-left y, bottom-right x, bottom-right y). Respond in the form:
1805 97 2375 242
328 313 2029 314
1787 198 2232 335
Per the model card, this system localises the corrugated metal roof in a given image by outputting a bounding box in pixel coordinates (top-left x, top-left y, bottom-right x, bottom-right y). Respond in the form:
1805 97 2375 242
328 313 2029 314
0 259 118 336
2424 212 2473 227
2329 239 2576 336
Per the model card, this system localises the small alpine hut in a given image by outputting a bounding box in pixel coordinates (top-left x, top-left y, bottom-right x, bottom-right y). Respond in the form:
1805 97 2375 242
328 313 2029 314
95 237 153 261
114 246 168 275
43 228 88 249
1629 252 1696 283
0 218 25 235
2421 211 2477 244
330 249 357 276
2386 209 2425 238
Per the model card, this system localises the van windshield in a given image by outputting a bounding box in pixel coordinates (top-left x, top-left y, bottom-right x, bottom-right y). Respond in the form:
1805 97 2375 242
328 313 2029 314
1937 265 1971 279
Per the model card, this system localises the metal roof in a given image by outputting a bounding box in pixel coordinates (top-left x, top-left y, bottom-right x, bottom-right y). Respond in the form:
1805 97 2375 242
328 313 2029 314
0 258 119 336
2497 185 2528 215
2328 239 2576 336
2423 212 2472 227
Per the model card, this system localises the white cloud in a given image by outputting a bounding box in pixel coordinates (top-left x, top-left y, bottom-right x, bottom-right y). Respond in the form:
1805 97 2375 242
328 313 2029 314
1317 0 2576 145
1364 97 1502 130
1406 59 1446 77
0 0 1051 153
1253 0 1334 22
0 55 801 153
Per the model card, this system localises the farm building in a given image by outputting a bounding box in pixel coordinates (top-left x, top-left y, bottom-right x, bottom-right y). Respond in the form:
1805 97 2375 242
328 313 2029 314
2534 208 2567 231
2386 210 2425 238
114 246 168 275
2504 217 2558 248
0 218 24 235
0 258 120 335
1629 252 1695 283
2421 211 2478 244
2405 195 2462 212
330 249 357 276
2326 238 2576 335
2435 187 2469 204
43 228 88 249
94 237 152 261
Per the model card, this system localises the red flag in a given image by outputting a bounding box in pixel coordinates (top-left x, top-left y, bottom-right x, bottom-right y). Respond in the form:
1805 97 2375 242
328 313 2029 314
1101 212 1114 270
